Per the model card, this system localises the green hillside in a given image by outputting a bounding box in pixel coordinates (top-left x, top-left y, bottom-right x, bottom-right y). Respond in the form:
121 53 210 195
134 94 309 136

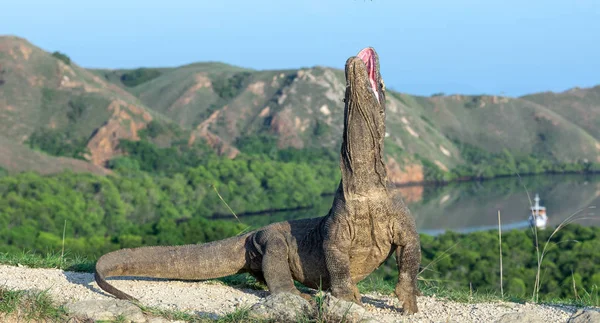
406 93 599 162
91 51 599 175
106 64 463 172
0 35 598 182
0 36 181 173
522 86 600 143
1 36 133 141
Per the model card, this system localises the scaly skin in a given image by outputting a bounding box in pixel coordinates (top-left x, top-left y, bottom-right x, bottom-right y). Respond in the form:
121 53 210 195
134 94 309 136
323 47 421 314
95 47 421 314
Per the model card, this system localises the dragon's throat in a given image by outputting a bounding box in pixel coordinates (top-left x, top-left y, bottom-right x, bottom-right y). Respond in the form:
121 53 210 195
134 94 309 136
340 149 387 194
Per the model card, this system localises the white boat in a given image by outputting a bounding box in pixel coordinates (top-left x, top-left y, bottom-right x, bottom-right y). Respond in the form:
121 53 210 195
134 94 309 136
528 193 548 229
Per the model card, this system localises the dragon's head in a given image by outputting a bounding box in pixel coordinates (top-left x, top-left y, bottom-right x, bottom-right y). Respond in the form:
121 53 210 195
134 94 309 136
340 47 388 192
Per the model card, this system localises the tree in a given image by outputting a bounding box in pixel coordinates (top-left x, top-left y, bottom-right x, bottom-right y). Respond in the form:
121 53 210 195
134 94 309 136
51 51 71 65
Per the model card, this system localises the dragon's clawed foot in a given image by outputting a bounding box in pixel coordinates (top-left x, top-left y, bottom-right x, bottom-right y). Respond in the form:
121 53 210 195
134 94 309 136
395 284 419 315
331 284 363 305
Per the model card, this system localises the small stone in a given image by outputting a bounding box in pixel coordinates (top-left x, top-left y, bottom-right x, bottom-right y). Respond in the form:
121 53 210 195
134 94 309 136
249 292 312 322
495 311 545 323
321 294 378 323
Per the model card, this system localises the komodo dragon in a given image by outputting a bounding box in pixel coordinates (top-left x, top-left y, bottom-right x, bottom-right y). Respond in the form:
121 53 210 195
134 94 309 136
95 47 421 314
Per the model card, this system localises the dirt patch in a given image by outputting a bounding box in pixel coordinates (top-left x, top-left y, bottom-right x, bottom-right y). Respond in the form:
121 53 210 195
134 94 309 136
127 103 153 122
270 107 304 149
405 125 420 138
247 81 265 96
277 92 288 105
270 75 279 87
385 157 425 186
258 106 270 117
57 63 105 93
440 194 451 204
18 43 32 60
387 98 400 113
90 74 108 88
86 100 153 165
59 75 81 89
294 116 310 132
306 68 344 103
59 61 76 77
400 116 420 138
189 107 239 159
434 160 449 172
395 186 424 203
439 145 451 157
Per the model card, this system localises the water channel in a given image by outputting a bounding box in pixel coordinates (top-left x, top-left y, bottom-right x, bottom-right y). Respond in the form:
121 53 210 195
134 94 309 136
226 174 600 235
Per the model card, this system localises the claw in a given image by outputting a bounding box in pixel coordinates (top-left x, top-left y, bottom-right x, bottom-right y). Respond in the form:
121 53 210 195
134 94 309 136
402 298 419 315
395 284 419 314
331 285 362 305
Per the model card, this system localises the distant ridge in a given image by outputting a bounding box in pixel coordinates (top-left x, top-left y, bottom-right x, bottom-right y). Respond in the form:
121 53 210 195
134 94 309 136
1 36 598 182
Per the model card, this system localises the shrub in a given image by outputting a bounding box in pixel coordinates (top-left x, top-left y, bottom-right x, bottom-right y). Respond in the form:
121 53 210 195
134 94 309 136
51 51 71 65
120 68 162 87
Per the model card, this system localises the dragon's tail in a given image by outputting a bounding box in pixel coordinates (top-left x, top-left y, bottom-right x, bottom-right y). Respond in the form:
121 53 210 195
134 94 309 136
95 234 250 300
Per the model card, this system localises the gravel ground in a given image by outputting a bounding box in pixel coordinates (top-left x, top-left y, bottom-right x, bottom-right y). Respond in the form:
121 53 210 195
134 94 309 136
0 264 584 322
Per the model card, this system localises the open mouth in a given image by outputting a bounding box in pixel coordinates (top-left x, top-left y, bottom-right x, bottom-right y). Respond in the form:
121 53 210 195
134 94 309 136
357 47 379 103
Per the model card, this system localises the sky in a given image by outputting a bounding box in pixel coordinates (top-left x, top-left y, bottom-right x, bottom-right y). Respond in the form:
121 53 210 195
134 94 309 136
2 0 599 97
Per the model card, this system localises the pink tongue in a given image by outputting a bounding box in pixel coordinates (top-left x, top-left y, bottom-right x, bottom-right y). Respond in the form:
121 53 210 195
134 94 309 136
357 48 379 102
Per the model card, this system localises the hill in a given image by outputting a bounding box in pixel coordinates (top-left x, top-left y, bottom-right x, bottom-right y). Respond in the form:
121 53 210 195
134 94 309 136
92 46 600 176
408 93 599 162
521 86 600 147
0 36 178 174
1 36 599 182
